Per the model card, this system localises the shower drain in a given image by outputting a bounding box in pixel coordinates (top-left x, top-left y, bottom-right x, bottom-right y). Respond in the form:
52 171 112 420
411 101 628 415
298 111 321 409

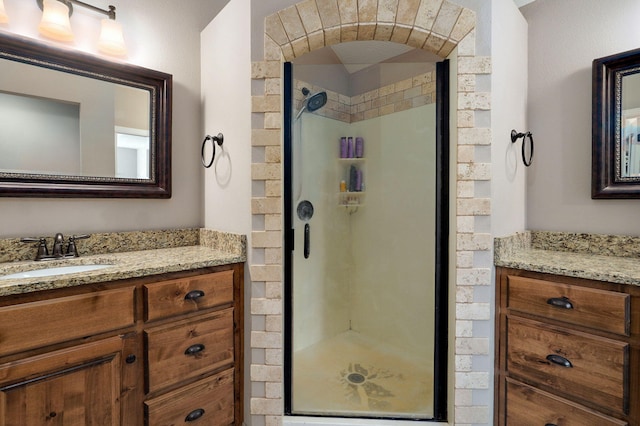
346 373 366 384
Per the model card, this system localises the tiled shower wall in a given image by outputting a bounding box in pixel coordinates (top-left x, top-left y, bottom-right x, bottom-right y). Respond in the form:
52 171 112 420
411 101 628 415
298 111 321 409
250 1 493 425
294 69 438 123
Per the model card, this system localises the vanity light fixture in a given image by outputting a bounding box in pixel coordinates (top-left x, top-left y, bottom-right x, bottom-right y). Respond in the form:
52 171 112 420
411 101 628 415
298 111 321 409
0 0 9 24
36 0 127 56
38 0 74 41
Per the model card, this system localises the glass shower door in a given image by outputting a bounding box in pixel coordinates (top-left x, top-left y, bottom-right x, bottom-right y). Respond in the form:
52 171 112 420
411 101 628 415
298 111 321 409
284 57 449 421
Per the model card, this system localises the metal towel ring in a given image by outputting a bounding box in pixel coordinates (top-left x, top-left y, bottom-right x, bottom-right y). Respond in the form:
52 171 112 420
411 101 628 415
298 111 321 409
511 130 534 167
201 133 224 168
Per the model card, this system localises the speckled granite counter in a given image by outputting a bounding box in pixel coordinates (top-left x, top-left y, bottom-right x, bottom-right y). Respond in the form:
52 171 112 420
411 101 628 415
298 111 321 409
0 229 246 297
495 231 640 286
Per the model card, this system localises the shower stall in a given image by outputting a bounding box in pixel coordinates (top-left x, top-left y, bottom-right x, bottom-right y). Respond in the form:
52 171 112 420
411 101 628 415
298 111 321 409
284 51 449 423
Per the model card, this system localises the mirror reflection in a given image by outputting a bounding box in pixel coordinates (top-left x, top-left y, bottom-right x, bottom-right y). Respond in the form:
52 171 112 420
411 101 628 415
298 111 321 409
0 58 150 179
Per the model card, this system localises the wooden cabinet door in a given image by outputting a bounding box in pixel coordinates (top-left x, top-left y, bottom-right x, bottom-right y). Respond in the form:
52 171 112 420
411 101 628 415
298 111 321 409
0 337 124 426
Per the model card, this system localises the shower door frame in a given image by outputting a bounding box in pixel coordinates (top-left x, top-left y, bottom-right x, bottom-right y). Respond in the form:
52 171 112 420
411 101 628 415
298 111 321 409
283 60 450 422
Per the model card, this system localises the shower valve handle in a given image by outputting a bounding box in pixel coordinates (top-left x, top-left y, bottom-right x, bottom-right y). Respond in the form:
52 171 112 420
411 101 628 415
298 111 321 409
304 223 310 259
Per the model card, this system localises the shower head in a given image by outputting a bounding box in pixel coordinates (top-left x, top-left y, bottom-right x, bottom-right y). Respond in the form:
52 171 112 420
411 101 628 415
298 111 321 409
295 89 328 120
306 91 327 112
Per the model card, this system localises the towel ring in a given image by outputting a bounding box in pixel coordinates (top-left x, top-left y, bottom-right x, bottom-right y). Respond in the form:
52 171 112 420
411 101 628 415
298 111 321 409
201 133 224 168
511 130 534 167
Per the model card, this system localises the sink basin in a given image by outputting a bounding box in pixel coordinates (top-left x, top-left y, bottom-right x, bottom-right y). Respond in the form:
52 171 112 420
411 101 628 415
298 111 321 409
0 264 113 280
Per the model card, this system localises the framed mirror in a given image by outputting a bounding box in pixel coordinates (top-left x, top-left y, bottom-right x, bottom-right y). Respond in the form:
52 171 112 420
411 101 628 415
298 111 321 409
592 47 640 198
0 32 172 198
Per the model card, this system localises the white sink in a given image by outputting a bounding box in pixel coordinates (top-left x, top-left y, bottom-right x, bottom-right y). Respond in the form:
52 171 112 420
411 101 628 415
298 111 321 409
0 264 113 280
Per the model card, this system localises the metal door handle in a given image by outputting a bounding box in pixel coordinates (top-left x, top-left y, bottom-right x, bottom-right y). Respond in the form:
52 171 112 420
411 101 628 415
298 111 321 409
304 223 310 258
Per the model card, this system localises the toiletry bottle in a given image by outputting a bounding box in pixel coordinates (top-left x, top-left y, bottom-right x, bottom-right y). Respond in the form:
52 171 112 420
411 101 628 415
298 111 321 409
347 137 354 158
340 180 346 192
340 137 347 158
349 165 357 192
355 137 364 158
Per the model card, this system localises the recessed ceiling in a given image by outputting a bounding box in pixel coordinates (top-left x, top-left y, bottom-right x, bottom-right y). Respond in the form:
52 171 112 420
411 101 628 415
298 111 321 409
331 41 414 74
513 0 537 7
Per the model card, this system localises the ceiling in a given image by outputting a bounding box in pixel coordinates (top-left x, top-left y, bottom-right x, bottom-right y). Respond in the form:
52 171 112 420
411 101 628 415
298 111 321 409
513 0 537 7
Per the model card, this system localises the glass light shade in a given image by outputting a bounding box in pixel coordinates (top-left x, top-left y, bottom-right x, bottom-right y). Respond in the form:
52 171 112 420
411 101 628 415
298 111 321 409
98 19 127 56
0 0 9 24
38 0 74 42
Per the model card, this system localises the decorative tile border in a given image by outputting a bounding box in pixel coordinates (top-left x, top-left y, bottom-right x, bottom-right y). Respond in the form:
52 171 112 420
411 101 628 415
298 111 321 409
295 70 437 124
251 1 492 425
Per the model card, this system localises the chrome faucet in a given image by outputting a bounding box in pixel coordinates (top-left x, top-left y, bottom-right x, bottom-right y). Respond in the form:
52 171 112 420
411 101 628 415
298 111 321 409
21 233 90 261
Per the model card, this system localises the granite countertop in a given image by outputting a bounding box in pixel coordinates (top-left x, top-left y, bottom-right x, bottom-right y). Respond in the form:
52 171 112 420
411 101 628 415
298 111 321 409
0 229 246 297
495 231 640 286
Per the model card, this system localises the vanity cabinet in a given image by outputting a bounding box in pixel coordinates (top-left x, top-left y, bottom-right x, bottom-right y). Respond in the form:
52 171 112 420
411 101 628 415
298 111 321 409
495 267 640 426
0 264 243 426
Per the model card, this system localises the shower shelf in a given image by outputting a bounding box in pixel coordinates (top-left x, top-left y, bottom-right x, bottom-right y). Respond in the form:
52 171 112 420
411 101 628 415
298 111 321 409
338 191 365 207
337 157 366 208
337 158 365 162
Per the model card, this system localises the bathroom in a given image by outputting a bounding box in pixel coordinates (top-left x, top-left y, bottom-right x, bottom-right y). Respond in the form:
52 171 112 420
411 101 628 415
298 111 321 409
1 0 640 424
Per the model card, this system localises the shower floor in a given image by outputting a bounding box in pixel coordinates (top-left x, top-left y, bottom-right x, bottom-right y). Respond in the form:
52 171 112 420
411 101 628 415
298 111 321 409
292 331 433 419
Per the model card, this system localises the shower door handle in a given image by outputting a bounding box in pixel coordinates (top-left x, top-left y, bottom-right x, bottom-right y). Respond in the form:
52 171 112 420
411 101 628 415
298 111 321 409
304 223 310 258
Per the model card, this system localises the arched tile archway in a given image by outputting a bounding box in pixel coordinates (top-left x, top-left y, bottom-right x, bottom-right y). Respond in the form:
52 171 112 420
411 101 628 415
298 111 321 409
250 1 493 424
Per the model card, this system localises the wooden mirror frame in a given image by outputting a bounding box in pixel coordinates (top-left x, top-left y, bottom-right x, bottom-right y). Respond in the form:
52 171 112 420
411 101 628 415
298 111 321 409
0 32 172 198
592 47 640 199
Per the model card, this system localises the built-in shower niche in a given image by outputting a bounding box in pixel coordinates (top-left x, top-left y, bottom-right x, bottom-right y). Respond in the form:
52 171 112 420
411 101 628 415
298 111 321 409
287 54 446 421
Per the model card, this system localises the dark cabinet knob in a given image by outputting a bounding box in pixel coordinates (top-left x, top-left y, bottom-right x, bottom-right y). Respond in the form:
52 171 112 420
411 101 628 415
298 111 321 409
546 297 573 309
185 408 205 422
184 290 205 301
184 344 205 356
125 354 136 364
546 354 572 368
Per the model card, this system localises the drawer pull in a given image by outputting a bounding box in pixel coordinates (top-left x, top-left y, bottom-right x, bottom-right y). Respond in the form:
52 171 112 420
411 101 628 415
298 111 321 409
545 424 558 426
185 408 205 422
546 296 573 309
184 344 206 356
184 290 205 301
546 354 573 368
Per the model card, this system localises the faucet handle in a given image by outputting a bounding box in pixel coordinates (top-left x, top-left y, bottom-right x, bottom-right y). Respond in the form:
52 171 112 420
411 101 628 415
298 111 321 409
20 237 43 243
20 237 49 260
67 234 90 257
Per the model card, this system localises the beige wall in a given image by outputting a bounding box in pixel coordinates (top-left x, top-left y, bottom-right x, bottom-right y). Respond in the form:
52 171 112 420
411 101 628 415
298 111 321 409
523 0 640 235
0 0 229 238
349 104 436 361
292 113 351 351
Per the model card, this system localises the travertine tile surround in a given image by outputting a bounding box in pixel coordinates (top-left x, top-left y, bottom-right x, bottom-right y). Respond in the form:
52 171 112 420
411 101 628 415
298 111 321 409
251 1 492 425
295 70 437 123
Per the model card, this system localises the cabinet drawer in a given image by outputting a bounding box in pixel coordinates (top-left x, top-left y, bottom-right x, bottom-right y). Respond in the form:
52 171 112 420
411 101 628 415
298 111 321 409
506 378 627 426
0 287 135 357
144 270 233 322
145 368 234 426
145 308 234 393
507 275 630 335
507 316 629 413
